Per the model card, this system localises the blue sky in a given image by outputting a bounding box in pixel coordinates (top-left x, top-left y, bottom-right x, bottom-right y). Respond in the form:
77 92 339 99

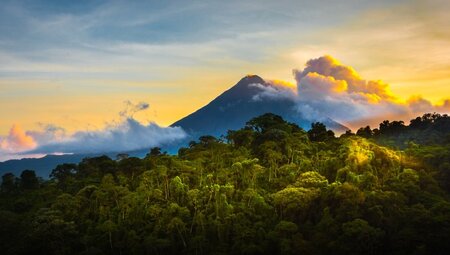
0 0 402 80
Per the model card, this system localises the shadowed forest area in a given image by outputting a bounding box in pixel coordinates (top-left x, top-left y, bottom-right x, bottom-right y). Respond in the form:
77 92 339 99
1 113 449 255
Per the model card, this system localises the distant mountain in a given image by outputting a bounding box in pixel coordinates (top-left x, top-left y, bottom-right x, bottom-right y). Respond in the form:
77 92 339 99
171 75 348 138
0 150 150 178
0 154 88 178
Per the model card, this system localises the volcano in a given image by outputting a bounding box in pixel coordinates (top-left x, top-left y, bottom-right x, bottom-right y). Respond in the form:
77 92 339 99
171 75 348 138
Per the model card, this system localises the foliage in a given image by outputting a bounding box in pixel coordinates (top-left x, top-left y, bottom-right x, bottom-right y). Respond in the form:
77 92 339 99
1 113 450 254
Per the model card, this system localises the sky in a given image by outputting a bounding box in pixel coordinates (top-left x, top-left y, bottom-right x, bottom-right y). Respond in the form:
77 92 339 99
0 0 449 161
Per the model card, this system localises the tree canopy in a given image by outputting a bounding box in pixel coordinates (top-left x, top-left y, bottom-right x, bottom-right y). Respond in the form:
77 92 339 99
1 113 450 254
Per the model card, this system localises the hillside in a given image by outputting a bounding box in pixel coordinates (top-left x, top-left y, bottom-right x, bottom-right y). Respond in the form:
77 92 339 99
1 113 449 254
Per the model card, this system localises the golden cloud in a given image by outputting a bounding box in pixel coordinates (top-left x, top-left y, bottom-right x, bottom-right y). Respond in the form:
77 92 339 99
0 124 37 152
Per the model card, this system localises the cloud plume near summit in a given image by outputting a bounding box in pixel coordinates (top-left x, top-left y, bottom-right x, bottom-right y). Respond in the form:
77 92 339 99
0 101 186 161
257 55 450 129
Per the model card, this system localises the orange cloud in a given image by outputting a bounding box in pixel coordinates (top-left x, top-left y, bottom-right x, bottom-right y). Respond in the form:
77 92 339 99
290 55 450 129
302 72 348 93
269 79 297 90
295 55 397 101
0 124 37 152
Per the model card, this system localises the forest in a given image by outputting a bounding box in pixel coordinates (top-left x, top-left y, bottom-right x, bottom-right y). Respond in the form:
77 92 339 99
1 113 449 255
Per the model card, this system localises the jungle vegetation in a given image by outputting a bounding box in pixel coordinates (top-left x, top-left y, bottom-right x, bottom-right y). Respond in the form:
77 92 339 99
1 113 449 255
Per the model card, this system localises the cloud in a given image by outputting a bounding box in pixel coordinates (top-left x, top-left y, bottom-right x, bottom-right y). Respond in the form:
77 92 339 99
27 124 67 146
288 1 450 104
253 55 450 129
250 81 296 102
294 55 396 102
119 100 150 117
30 118 186 154
0 101 186 162
0 124 40 161
0 124 37 152
294 56 450 128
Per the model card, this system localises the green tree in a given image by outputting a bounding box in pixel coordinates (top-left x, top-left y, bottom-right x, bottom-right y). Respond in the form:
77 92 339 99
20 170 39 190
1 173 16 193
337 219 384 255
308 122 334 142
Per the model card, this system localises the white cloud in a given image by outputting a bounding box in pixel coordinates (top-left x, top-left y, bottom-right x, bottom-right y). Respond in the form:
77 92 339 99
253 55 450 129
0 101 186 162
250 82 296 102
30 117 186 155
